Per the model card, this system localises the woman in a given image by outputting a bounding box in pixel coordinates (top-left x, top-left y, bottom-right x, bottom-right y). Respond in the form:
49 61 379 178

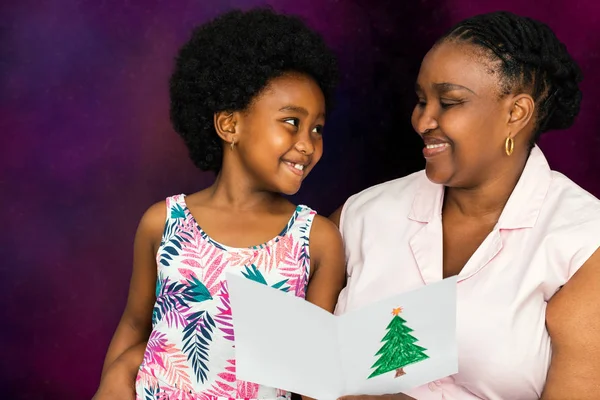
333 11 600 400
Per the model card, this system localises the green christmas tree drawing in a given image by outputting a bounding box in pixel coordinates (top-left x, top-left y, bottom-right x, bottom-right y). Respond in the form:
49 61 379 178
368 307 429 379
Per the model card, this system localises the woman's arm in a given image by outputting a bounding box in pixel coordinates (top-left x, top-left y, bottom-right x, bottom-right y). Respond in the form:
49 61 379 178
329 205 415 400
329 206 343 229
542 247 600 399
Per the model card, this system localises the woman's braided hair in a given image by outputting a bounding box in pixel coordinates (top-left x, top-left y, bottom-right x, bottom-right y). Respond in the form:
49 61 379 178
440 11 583 141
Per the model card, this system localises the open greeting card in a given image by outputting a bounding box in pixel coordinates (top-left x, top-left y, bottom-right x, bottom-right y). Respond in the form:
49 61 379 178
227 272 458 400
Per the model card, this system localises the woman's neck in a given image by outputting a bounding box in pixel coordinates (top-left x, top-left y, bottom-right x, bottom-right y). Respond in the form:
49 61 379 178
443 157 527 223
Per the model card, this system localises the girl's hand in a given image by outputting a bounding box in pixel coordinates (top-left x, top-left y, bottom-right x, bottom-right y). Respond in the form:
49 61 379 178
92 358 137 400
93 342 146 400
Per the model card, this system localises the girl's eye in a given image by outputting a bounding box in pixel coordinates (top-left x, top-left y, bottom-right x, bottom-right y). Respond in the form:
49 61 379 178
284 118 299 127
312 125 323 134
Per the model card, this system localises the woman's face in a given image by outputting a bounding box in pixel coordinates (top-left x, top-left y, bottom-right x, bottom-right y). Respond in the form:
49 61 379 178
411 41 525 188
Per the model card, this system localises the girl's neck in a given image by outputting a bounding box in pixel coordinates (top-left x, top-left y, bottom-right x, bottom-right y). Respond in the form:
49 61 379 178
204 164 284 212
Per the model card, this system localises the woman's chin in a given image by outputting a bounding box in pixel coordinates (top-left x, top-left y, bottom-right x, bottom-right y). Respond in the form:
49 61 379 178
425 163 453 186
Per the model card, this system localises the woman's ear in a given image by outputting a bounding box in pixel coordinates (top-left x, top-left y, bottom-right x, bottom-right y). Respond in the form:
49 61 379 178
507 94 535 139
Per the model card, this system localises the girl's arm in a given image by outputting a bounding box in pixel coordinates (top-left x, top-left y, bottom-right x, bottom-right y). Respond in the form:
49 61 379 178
93 341 147 400
297 215 346 400
98 202 165 383
306 215 346 313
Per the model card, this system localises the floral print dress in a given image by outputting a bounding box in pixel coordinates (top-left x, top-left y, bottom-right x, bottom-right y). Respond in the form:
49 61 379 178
136 194 315 400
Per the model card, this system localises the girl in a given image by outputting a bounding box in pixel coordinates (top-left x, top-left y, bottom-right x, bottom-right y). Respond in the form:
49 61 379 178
94 8 344 400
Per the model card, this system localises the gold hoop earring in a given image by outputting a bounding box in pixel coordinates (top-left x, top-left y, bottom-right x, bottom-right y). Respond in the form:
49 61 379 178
230 139 236 151
505 136 514 156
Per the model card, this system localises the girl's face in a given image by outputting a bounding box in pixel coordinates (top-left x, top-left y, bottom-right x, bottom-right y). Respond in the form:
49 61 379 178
233 73 326 195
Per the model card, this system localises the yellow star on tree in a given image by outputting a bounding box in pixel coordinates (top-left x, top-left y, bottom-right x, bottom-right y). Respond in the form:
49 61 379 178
391 307 403 316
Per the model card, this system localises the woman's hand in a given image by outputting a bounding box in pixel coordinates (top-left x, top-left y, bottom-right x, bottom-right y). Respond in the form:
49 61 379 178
338 394 416 400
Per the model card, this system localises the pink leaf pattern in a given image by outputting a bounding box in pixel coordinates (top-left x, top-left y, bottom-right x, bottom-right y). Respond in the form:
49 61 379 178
139 339 194 394
202 251 227 296
237 379 260 399
214 281 235 341
180 259 203 270
136 195 314 399
143 331 170 370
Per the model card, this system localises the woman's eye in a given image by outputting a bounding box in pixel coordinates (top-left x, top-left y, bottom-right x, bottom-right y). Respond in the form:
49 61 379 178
440 99 462 109
312 125 323 134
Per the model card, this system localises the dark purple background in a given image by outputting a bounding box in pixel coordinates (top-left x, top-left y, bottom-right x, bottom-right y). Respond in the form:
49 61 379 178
2 0 599 398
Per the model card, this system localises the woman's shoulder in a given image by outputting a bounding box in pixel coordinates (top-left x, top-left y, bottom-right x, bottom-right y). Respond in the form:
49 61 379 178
332 170 428 235
343 170 426 216
547 171 600 220
534 172 600 277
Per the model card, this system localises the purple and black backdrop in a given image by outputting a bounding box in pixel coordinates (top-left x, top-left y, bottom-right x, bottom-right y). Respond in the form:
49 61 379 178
2 0 599 398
